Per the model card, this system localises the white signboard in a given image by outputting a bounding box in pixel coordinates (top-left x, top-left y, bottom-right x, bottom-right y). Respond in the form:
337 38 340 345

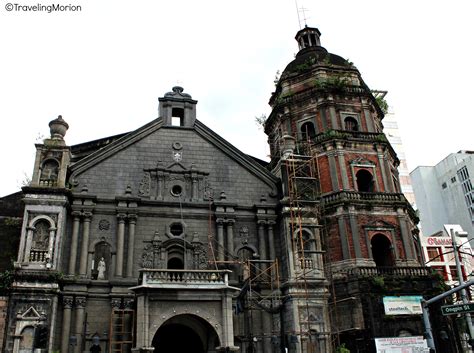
383 296 423 315
375 336 429 353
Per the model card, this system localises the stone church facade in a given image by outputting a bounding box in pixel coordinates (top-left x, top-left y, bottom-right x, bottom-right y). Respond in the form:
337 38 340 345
0 26 454 353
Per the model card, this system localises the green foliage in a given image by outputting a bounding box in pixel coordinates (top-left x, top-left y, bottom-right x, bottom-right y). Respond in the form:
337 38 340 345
294 57 317 73
371 276 385 289
274 70 281 86
4 217 21 226
0 270 13 291
254 114 267 128
375 96 389 114
314 74 351 91
336 343 350 353
48 271 64 282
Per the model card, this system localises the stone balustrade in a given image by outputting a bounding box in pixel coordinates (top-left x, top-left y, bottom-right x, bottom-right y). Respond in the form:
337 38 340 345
139 269 232 288
347 266 431 277
322 190 405 205
29 250 48 262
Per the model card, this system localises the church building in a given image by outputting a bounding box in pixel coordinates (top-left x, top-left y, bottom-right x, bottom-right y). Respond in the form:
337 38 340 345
0 26 454 353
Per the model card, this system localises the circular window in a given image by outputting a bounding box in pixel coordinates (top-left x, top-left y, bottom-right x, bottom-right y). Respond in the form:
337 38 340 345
171 185 182 196
170 223 184 237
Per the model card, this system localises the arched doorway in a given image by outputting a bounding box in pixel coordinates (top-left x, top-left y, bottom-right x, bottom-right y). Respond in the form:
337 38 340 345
152 314 220 353
371 234 394 267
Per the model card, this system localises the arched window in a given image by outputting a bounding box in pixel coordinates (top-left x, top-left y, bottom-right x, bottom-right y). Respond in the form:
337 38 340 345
237 247 255 282
167 246 184 270
344 116 359 131
356 169 374 192
30 220 50 262
94 241 111 280
300 121 316 140
371 234 394 267
296 229 317 270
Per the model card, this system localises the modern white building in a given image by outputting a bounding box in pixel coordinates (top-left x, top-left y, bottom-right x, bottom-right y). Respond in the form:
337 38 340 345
411 151 474 238
382 107 416 207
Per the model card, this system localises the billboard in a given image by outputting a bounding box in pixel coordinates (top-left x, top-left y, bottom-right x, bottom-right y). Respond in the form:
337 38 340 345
383 296 423 315
375 336 429 353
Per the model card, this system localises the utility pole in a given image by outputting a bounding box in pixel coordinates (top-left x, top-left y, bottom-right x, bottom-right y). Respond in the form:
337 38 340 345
450 228 474 349
422 279 474 352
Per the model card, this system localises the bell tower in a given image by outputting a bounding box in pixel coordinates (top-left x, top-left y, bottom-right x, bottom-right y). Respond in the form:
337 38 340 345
265 26 426 352
16 115 71 271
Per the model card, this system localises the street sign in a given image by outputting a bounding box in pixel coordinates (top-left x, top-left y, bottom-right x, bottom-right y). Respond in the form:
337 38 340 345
441 303 474 315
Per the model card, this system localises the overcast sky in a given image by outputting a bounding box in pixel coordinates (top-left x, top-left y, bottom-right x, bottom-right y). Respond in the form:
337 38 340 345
1 0 472 196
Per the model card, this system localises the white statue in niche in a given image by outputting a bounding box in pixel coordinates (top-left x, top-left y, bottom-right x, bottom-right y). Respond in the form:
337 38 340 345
97 257 106 280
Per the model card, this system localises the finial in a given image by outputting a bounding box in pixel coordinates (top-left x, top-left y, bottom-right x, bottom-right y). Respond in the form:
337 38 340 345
81 185 89 194
125 184 132 195
220 191 227 201
48 115 69 140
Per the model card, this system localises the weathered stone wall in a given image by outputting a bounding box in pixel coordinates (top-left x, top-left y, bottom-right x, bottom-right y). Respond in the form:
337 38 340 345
0 296 8 351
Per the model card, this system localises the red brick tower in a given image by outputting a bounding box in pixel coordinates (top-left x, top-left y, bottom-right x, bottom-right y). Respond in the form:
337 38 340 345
265 26 452 352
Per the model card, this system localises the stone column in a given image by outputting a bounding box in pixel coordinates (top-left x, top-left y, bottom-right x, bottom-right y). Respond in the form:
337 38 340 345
348 208 362 258
126 215 137 277
377 149 389 192
258 221 267 271
216 218 225 262
261 309 272 353
60 296 73 353
336 146 350 190
68 211 81 275
225 220 235 260
116 213 126 277
74 296 86 353
221 291 234 349
79 212 92 276
267 221 276 261
398 213 415 260
327 150 340 191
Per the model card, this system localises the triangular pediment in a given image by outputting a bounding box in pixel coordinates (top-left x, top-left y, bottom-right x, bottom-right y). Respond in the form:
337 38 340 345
364 219 395 229
21 306 42 319
69 118 278 197
350 156 375 166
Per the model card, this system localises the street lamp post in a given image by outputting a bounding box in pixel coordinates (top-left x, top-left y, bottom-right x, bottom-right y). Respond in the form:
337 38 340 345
450 229 474 347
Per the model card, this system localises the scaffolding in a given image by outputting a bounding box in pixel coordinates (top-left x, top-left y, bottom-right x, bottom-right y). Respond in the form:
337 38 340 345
109 308 134 353
284 137 330 353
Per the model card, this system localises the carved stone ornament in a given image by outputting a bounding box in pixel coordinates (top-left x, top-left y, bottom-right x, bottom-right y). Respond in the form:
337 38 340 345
98 219 111 231
350 156 376 166
111 298 122 309
138 173 151 196
75 297 86 308
140 244 154 269
173 151 183 162
172 141 183 150
193 243 208 270
63 296 74 309
239 226 249 245
124 298 134 309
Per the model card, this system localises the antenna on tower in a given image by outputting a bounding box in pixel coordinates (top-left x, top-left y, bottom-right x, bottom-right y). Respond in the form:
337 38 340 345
294 0 302 29
294 0 310 29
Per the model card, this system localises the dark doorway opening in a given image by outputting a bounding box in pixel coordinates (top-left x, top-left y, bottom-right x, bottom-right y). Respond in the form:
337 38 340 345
371 234 394 267
152 323 204 353
167 257 184 270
